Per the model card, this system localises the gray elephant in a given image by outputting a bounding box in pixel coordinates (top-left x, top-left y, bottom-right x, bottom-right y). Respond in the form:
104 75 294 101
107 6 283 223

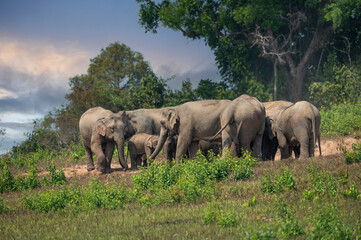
263 101 321 159
149 99 231 161
262 101 293 160
128 133 159 169
212 94 265 158
198 140 221 158
79 107 129 173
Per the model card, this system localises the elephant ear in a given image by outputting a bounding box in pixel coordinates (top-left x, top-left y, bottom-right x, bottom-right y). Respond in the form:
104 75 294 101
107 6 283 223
146 136 158 149
119 111 129 131
266 117 276 138
167 109 180 132
96 118 107 137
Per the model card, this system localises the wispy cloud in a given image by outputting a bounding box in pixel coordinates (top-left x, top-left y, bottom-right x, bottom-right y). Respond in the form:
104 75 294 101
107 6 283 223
0 38 90 121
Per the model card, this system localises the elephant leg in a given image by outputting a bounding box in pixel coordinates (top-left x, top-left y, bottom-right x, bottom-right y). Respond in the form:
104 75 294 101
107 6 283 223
140 154 147 167
271 139 279 160
176 133 193 161
222 125 237 158
104 141 115 172
239 133 252 157
84 144 95 171
299 138 311 159
128 142 138 170
280 144 291 159
251 132 263 159
91 143 106 173
188 141 199 159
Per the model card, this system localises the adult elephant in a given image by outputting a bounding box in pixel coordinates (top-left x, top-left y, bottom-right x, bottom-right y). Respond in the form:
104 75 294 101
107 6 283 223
149 100 231 161
262 101 293 160
212 94 265 158
79 107 129 173
263 101 321 160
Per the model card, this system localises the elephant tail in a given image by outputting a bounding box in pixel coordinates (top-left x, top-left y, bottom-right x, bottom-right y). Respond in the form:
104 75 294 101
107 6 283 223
209 119 231 143
311 112 317 152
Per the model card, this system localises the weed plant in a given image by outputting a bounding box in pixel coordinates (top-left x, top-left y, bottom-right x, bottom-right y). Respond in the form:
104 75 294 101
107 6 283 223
343 141 361 164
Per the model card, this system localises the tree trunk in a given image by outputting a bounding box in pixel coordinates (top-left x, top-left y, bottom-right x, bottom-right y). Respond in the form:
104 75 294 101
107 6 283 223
286 66 307 102
273 60 278 101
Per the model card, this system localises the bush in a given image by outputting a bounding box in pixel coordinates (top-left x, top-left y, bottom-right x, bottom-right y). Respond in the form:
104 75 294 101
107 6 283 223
310 205 353 239
132 151 257 205
321 103 361 136
0 164 16 193
21 178 128 212
260 167 296 194
343 141 361 164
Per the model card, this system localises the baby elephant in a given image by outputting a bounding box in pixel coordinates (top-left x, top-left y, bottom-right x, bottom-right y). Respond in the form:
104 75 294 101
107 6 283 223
128 133 159 169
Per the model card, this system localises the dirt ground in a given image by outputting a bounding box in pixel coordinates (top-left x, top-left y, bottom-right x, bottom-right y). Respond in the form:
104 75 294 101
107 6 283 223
58 136 359 179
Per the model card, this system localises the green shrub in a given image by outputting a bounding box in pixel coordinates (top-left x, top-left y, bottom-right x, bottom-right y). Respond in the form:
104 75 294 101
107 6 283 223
21 177 128 212
0 194 5 213
261 168 296 194
275 198 304 238
343 141 361 164
43 161 66 186
132 151 257 205
0 164 16 192
310 205 353 239
341 182 360 199
321 103 361 136
302 166 338 200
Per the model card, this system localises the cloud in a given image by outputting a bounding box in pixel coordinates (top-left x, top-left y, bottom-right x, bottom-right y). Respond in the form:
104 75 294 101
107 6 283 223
153 60 221 89
0 39 89 79
0 38 90 121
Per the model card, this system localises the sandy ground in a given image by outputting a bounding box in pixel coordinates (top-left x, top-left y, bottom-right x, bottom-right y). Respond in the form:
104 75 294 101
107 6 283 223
54 136 359 179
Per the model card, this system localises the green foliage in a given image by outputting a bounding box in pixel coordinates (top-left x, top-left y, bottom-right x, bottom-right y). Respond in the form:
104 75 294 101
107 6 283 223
0 159 66 193
341 182 360 199
21 178 128 213
42 161 67 186
0 195 4 213
138 0 361 101
308 53 361 109
302 166 339 201
0 164 16 193
132 151 257 205
343 141 361 164
126 75 167 109
202 201 239 227
260 167 296 194
274 198 304 238
320 102 361 136
310 204 353 239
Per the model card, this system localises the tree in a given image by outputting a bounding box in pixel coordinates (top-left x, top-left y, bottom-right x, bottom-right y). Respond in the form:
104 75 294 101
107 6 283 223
165 79 197 106
66 42 155 113
137 0 361 101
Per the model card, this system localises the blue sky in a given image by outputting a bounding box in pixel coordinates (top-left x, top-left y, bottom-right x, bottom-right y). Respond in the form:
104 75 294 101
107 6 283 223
0 0 220 153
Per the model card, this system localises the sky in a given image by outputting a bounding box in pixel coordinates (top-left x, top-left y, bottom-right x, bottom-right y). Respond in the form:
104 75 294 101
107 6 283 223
0 0 220 153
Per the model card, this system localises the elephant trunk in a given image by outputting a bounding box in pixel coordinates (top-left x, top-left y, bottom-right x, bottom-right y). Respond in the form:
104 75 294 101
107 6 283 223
115 139 128 170
149 128 168 160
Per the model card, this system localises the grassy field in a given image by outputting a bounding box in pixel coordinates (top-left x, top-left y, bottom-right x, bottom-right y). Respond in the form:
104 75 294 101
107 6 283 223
1 141 361 239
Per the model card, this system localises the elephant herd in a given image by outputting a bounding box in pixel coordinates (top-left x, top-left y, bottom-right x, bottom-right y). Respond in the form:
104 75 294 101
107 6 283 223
78 94 321 173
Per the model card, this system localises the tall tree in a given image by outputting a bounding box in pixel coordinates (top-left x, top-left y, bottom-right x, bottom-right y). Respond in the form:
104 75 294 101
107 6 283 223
65 42 155 114
137 0 361 101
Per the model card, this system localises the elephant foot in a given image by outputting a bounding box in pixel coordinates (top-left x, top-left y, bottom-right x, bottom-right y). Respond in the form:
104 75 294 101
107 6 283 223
95 166 106 174
87 166 95 172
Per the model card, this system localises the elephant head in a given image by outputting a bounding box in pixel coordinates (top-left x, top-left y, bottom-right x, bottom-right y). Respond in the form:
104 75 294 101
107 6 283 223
146 136 159 151
149 108 180 160
264 117 276 140
95 111 130 169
